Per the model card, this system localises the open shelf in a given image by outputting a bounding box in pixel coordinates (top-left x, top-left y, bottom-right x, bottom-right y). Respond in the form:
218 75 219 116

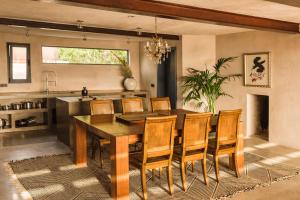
0 124 49 133
0 108 48 115
0 98 50 134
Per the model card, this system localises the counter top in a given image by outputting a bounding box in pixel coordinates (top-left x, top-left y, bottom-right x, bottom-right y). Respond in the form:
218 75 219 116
0 90 148 100
56 95 129 103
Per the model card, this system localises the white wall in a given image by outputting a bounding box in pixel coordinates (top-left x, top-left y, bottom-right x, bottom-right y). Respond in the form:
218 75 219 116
0 32 140 93
181 35 216 111
139 40 182 108
216 31 300 149
139 41 157 97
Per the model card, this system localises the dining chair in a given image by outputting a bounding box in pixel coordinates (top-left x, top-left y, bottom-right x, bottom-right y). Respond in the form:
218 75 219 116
90 99 114 168
138 115 177 200
121 97 144 114
207 109 242 182
175 113 212 191
150 97 197 173
121 97 145 151
150 97 171 112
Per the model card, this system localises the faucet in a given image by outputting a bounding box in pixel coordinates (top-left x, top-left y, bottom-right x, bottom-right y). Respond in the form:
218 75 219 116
42 71 57 94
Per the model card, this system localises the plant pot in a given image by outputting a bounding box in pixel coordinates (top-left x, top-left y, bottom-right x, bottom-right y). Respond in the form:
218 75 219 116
124 78 137 91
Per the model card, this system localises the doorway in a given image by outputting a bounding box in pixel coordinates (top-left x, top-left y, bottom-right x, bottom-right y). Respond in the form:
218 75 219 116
157 47 177 109
247 94 269 140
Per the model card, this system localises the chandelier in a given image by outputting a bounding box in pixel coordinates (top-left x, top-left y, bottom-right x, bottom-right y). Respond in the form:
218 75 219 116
144 17 171 64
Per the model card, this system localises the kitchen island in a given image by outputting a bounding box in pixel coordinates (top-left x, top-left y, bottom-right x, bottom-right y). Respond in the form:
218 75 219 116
55 90 149 147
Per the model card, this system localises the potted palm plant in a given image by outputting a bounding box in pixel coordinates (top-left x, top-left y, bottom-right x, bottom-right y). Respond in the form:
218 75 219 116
113 53 137 91
182 57 241 113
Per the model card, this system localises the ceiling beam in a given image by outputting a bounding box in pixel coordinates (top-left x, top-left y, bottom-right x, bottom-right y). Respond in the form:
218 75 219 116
58 0 300 33
265 0 300 8
0 17 180 40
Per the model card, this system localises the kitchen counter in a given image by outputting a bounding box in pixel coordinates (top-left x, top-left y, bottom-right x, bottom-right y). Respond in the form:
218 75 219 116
56 96 122 103
0 90 149 135
0 90 149 100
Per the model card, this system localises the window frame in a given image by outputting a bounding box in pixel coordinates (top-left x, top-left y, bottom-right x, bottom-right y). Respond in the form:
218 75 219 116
41 45 130 65
7 43 31 83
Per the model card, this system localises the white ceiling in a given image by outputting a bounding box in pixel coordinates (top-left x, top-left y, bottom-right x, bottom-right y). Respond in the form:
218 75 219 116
158 0 300 23
0 0 299 38
0 0 250 36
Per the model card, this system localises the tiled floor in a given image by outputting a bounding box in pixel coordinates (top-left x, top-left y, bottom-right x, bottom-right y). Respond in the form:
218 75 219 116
1 131 300 200
0 131 70 200
233 137 300 200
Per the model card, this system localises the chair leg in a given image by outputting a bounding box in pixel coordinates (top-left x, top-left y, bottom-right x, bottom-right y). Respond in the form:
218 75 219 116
213 155 220 182
167 165 174 195
98 141 103 169
201 158 209 185
233 153 241 178
191 161 195 172
91 137 97 160
180 161 187 191
141 167 148 200
152 169 155 181
159 167 163 178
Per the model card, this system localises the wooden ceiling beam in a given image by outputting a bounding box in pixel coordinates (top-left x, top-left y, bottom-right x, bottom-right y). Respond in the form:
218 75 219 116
58 0 300 33
0 17 180 40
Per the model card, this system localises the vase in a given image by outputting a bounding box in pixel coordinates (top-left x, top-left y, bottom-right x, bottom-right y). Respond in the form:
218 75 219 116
81 87 88 97
124 78 137 91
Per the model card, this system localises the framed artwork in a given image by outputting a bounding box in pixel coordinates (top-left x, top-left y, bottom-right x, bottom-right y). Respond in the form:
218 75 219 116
244 52 271 88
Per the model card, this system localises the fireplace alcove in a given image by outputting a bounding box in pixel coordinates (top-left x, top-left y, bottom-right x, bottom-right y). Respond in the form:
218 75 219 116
247 94 269 140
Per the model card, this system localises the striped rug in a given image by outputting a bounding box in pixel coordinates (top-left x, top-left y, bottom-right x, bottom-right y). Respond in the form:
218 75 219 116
7 152 300 200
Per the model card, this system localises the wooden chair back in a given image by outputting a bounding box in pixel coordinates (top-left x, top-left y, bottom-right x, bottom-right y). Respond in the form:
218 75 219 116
90 99 114 115
216 109 242 148
151 97 171 112
142 115 177 163
182 113 212 153
121 98 144 114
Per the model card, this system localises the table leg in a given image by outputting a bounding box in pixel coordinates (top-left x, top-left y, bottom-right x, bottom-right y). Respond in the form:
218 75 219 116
74 120 87 165
110 136 129 200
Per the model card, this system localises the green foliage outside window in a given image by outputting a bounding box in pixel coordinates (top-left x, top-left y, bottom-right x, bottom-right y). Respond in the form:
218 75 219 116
57 47 128 64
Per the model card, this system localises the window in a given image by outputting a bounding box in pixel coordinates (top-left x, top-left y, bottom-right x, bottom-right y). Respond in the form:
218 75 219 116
42 46 129 65
7 43 31 83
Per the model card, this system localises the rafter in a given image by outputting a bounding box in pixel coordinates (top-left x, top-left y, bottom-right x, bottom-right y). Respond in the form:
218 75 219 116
58 0 300 33
0 17 180 40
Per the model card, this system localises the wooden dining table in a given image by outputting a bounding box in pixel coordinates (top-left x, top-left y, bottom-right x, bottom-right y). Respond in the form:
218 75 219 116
73 109 244 200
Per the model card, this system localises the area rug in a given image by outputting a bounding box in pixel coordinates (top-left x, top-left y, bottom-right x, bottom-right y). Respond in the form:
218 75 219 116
6 151 300 200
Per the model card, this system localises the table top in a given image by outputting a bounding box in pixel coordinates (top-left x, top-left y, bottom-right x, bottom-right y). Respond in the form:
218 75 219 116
74 109 197 138
115 112 163 124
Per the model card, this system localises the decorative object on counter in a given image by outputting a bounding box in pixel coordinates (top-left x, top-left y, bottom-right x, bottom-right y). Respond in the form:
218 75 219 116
15 116 37 127
81 87 89 97
124 78 137 91
144 17 171 64
182 57 241 114
244 52 271 88
113 53 137 91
